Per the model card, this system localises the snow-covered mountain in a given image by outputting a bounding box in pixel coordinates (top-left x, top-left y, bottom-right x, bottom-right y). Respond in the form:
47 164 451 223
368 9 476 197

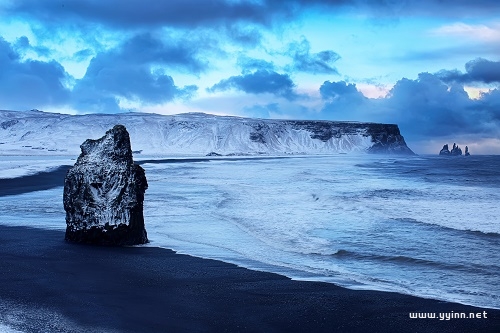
0 110 414 156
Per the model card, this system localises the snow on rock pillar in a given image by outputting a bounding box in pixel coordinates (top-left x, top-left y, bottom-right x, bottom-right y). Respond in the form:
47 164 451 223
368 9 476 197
63 125 148 245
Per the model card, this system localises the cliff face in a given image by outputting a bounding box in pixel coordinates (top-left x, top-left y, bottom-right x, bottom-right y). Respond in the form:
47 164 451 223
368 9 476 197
366 124 413 155
63 125 148 245
0 110 414 155
245 119 414 155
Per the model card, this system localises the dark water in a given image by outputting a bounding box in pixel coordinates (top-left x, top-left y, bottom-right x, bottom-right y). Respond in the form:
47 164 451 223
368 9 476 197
315 155 500 308
356 155 500 188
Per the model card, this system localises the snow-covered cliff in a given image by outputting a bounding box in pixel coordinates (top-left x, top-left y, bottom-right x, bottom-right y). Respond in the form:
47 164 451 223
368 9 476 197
0 110 414 156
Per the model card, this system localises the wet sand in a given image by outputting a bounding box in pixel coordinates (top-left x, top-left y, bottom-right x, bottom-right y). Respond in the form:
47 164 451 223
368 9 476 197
0 225 498 332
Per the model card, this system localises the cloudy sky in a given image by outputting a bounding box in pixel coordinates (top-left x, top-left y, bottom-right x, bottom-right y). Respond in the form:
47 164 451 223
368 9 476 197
1 0 500 154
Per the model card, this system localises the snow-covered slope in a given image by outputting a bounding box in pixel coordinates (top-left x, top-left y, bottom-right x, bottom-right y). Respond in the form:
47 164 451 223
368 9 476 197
0 110 414 156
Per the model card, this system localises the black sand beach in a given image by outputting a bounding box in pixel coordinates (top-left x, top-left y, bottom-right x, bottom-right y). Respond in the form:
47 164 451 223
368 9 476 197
0 225 498 332
0 166 70 197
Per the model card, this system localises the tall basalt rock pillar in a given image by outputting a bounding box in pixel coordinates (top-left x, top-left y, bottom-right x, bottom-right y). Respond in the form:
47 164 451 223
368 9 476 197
63 125 148 245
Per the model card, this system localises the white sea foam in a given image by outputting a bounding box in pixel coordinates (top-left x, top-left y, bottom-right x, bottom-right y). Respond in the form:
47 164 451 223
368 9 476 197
0 188 65 230
0 323 24 333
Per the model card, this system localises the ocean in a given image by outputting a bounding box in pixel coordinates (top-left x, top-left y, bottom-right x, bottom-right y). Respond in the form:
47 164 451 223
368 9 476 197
0 154 499 309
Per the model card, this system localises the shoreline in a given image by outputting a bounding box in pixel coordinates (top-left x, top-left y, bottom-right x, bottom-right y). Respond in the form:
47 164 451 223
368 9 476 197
1 225 498 333
150 243 500 312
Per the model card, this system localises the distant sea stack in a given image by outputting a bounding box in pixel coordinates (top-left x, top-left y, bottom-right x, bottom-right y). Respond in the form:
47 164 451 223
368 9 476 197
439 144 451 155
63 125 148 245
439 143 467 156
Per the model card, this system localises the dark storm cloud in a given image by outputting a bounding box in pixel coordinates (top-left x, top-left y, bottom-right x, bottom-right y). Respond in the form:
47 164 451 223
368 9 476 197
286 39 340 75
4 0 284 29
73 68 197 113
319 81 366 116
237 56 276 74
72 33 200 113
226 25 263 46
6 0 499 32
208 70 298 100
96 33 207 74
320 71 499 141
475 89 500 121
382 73 475 137
383 71 500 141
320 81 363 100
0 37 70 110
314 0 500 17
437 58 500 84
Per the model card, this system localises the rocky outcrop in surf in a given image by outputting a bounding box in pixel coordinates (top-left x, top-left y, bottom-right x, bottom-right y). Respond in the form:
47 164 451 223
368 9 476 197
439 144 450 156
451 143 462 156
63 125 148 245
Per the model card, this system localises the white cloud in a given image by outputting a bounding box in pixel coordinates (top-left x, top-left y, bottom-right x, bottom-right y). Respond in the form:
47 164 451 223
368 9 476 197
357 83 391 99
430 22 500 41
464 86 490 100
